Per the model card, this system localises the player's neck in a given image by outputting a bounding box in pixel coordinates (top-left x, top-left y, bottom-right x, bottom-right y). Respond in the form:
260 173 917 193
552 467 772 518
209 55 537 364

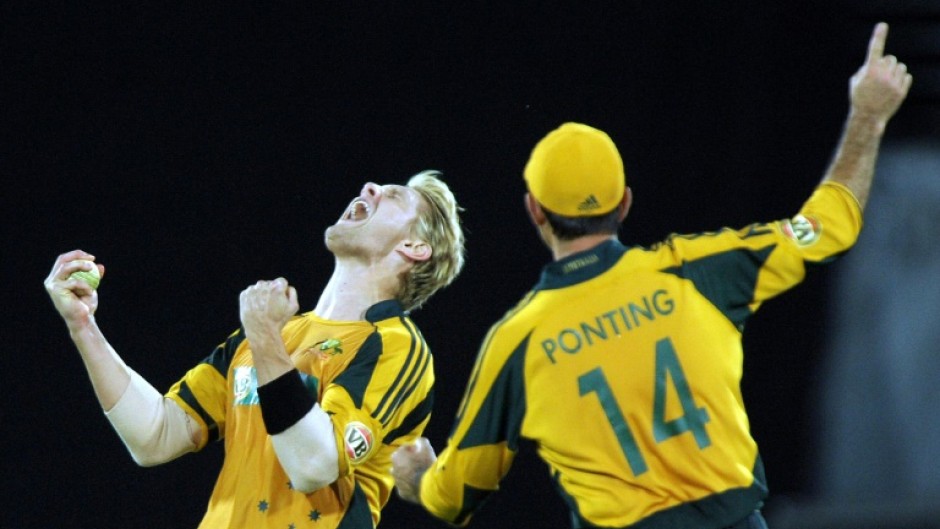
314 259 400 321
551 234 618 261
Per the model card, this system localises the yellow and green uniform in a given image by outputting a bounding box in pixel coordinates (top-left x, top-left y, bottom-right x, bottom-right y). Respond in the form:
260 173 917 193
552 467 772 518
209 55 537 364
419 182 862 528
166 299 434 529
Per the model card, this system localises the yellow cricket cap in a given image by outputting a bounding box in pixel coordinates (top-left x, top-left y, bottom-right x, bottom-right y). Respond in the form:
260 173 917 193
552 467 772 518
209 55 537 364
523 122 625 217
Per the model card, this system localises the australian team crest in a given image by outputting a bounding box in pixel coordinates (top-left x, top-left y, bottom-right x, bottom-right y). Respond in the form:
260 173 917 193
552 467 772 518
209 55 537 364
299 338 345 361
319 338 344 355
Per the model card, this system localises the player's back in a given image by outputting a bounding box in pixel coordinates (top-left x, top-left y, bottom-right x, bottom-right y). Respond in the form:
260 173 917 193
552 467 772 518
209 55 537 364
424 184 860 528
510 240 767 528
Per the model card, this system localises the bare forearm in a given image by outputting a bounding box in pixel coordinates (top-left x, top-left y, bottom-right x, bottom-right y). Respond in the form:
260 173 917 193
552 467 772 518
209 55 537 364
821 110 887 211
69 319 131 411
246 331 295 385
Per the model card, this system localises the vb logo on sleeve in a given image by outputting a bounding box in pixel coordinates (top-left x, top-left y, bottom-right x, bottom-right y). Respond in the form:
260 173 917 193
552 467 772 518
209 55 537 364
343 422 374 464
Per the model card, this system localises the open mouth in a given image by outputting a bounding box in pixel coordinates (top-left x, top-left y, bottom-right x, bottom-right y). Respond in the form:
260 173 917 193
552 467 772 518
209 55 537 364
343 199 372 222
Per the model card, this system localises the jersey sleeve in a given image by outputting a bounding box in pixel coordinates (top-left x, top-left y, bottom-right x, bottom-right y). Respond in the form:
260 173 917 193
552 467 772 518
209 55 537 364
418 319 527 526
321 318 435 477
165 329 243 449
657 182 862 322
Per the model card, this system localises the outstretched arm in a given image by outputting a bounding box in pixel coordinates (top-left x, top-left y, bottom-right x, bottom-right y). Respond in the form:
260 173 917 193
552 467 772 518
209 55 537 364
822 22 913 210
44 250 199 466
45 250 129 407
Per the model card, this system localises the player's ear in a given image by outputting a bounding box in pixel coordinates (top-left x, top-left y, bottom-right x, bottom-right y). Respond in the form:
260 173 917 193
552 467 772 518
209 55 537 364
618 187 633 222
525 192 548 227
397 239 432 262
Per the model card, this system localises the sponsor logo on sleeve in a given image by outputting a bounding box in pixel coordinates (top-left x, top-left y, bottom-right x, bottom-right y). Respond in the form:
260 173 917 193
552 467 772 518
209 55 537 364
781 214 821 246
343 421 374 464
233 366 259 406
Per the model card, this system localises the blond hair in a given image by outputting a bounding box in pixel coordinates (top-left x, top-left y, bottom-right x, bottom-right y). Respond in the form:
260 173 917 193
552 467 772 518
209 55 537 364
399 170 466 311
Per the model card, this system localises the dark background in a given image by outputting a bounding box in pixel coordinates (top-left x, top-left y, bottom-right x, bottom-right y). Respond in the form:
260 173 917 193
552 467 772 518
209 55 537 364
3 1 939 528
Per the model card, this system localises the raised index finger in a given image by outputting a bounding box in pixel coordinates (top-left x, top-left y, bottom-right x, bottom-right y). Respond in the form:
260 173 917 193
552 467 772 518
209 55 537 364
866 22 888 64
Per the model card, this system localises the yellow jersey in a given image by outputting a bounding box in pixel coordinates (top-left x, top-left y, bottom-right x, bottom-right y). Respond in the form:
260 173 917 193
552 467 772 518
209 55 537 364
419 183 861 528
167 299 434 528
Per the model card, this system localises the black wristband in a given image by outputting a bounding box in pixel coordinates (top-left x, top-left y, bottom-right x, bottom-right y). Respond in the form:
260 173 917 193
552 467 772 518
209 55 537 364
257 370 317 435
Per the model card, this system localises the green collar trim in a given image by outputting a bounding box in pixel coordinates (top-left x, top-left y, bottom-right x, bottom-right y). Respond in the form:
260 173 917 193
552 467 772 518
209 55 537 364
535 239 628 291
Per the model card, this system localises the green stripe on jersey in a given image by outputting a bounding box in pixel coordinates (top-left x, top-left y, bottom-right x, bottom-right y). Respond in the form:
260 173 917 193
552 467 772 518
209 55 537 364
662 246 775 327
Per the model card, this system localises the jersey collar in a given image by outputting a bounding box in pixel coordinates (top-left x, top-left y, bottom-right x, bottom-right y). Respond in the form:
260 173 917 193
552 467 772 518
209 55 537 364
534 239 628 291
365 299 407 322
